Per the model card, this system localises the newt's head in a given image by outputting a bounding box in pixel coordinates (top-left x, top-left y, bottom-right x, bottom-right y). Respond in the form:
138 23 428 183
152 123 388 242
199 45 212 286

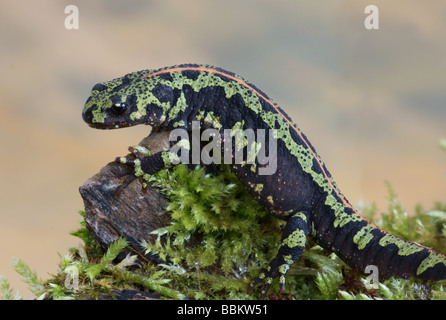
82 70 172 129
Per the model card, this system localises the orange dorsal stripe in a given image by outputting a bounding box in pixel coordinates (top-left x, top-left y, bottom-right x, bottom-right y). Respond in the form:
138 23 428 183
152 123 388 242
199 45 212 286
139 66 446 254
139 66 358 216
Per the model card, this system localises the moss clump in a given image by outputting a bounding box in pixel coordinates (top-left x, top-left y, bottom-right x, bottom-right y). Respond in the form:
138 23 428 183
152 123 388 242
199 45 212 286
144 165 282 271
141 164 284 299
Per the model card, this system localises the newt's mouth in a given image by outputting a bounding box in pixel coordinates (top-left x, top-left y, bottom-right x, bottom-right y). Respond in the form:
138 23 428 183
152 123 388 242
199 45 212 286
82 103 123 129
85 120 133 130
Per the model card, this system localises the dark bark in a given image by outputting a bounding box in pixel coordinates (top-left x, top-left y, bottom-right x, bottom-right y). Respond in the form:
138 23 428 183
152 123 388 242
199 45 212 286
79 129 172 263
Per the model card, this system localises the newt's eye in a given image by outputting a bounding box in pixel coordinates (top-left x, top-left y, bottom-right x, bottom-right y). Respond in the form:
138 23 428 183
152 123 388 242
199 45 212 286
111 103 128 115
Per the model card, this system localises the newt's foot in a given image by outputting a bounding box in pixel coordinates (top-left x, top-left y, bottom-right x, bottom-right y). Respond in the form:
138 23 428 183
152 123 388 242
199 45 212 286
247 258 288 299
115 146 153 189
247 212 308 299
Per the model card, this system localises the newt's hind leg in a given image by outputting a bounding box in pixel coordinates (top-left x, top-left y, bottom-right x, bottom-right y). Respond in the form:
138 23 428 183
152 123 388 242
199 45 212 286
248 211 309 298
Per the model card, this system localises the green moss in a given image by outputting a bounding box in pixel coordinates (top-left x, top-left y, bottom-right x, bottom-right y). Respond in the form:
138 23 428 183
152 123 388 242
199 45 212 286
2 144 446 299
142 164 284 298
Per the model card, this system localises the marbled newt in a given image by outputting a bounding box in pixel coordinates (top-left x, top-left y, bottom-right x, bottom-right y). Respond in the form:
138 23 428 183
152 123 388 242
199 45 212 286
82 64 446 297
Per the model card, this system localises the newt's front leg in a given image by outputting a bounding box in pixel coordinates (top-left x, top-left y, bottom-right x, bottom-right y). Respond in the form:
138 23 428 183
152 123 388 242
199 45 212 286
117 147 176 187
248 211 309 299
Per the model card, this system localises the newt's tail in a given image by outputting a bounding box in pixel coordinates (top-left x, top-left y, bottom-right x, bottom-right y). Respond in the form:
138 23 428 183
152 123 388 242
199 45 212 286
314 208 446 281
357 227 446 281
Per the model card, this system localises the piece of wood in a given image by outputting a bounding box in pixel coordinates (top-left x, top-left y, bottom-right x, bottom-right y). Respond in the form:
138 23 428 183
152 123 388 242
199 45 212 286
79 128 171 263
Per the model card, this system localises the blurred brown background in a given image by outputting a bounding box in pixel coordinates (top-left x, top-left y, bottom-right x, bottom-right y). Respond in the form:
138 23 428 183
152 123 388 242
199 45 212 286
1 0 445 297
